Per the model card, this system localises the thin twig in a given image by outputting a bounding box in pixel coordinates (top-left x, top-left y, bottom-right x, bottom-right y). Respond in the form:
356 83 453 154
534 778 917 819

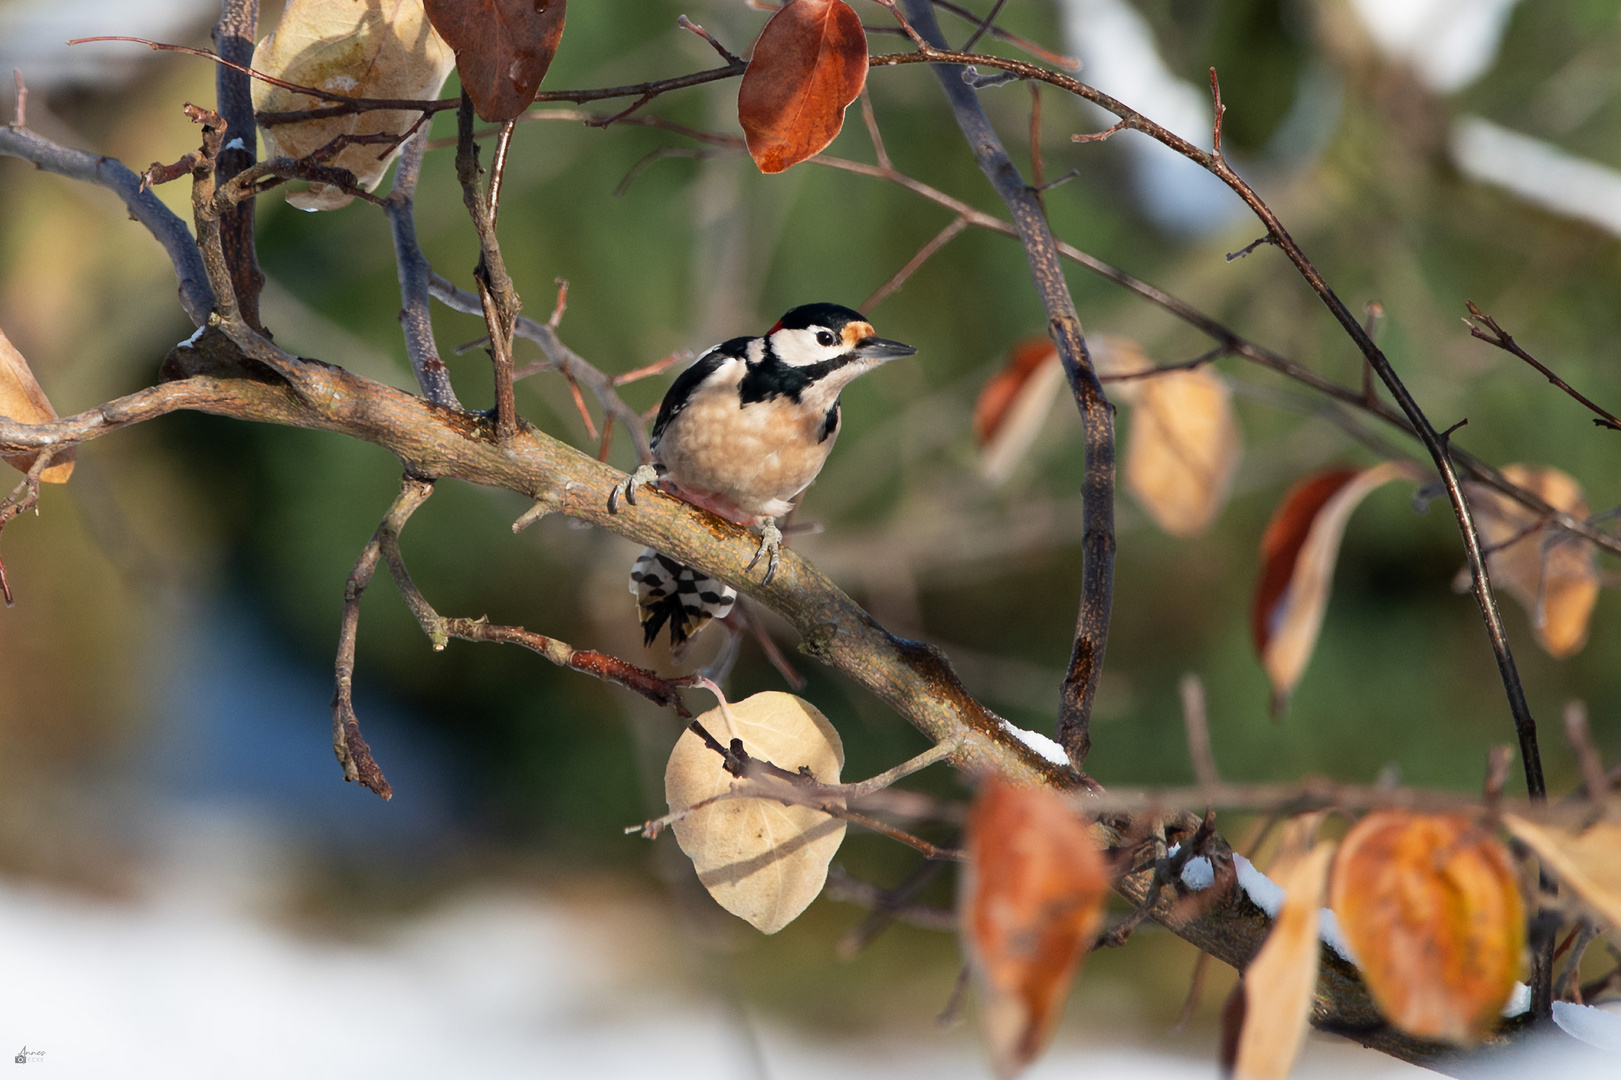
1466 302 1621 432
0 450 53 606
455 92 520 441
1562 701 1611 802
384 127 460 408
1180 673 1219 793
961 0 1008 53
860 216 967 313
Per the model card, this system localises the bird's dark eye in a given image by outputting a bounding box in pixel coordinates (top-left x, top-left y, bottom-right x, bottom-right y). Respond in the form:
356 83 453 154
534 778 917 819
815 330 837 347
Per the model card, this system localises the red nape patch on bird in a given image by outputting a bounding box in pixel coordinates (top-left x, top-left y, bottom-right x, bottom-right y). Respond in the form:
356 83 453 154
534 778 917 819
769 319 785 334
1250 467 1361 654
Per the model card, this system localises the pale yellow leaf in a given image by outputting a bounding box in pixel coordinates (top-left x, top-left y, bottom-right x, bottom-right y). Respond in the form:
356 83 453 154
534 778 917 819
253 0 456 210
1465 464 1597 658
1125 365 1240 538
1502 815 1621 932
665 691 845 934
0 324 73 483
1235 841 1335 1080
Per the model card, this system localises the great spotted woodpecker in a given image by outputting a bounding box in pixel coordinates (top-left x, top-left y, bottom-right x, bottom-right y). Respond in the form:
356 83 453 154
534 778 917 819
609 303 917 649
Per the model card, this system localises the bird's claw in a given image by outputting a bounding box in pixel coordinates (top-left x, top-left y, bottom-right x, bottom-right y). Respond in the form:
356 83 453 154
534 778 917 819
608 464 660 514
746 522 783 585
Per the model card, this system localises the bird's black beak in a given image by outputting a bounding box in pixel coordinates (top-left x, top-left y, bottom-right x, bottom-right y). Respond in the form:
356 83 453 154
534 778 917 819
854 336 917 361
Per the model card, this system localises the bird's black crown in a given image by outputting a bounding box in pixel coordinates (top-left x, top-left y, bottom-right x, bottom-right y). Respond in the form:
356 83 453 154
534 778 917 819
771 302 866 333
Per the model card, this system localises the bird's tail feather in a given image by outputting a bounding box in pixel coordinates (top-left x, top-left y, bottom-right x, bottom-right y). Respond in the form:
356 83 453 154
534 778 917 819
629 548 737 649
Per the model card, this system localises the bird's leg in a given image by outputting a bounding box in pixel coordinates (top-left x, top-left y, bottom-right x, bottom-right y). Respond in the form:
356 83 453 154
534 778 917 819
608 464 661 513
746 519 783 585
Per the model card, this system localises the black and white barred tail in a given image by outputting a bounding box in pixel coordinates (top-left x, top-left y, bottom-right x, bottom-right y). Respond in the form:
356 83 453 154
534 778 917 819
630 548 737 648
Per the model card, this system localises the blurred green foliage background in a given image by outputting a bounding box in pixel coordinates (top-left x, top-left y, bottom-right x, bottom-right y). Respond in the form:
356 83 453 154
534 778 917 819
1 0 1618 1040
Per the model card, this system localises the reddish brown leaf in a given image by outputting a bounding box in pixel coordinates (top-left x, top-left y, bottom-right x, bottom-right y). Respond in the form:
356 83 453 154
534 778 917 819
0 324 73 483
424 0 566 122
1252 462 1423 712
962 777 1108 1078
738 0 867 174
974 339 1062 483
1330 812 1524 1044
1464 464 1598 658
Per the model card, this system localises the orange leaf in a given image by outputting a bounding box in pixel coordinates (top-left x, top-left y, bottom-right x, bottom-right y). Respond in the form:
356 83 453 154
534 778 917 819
1330 812 1524 1044
962 777 1108 1079
974 339 1062 484
1252 462 1423 712
1464 464 1597 658
1235 841 1336 1080
738 0 867 174
423 0 566 122
0 325 73 483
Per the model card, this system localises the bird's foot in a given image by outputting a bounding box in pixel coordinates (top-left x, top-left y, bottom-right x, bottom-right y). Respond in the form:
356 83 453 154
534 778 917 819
608 464 661 513
746 521 783 585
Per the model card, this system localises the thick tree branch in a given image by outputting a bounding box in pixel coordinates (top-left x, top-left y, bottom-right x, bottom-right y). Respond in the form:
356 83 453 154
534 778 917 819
211 0 264 330
897 0 1115 771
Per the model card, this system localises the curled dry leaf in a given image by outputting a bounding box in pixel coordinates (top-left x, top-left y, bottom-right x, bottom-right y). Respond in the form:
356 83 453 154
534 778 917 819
665 691 845 934
1464 464 1597 658
738 0 867 174
962 777 1108 1079
1252 461 1424 713
1235 841 1336 1080
423 0 565 123
1501 815 1621 931
1329 812 1523 1044
254 0 458 210
0 325 73 483
974 339 1063 485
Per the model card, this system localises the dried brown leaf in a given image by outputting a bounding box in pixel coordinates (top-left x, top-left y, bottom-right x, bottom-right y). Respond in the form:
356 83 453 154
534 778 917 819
738 0 867 174
1252 461 1423 712
254 0 458 209
1330 812 1524 1044
665 691 845 934
962 777 1109 1079
423 0 565 122
974 339 1062 484
0 325 73 483
1235 841 1335 1080
1465 464 1597 658
1502 815 1621 932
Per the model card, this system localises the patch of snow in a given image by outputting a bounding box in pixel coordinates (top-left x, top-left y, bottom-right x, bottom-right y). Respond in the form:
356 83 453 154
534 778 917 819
1233 854 1284 918
997 719 1070 767
1316 907 1358 965
223 137 246 152
1551 1001 1621 1053
1179 855 1215 892
1501 982 1531 1017
1451 116 1621 239
181 324 206 346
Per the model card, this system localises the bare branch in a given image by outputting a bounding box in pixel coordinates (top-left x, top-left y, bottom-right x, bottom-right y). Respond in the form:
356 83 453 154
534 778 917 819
454 93 520 440
384 128 461 408
1466 302 1621 432
895 0 1115 771
0 126 215 325
212 0 264 330
860 216 967 313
